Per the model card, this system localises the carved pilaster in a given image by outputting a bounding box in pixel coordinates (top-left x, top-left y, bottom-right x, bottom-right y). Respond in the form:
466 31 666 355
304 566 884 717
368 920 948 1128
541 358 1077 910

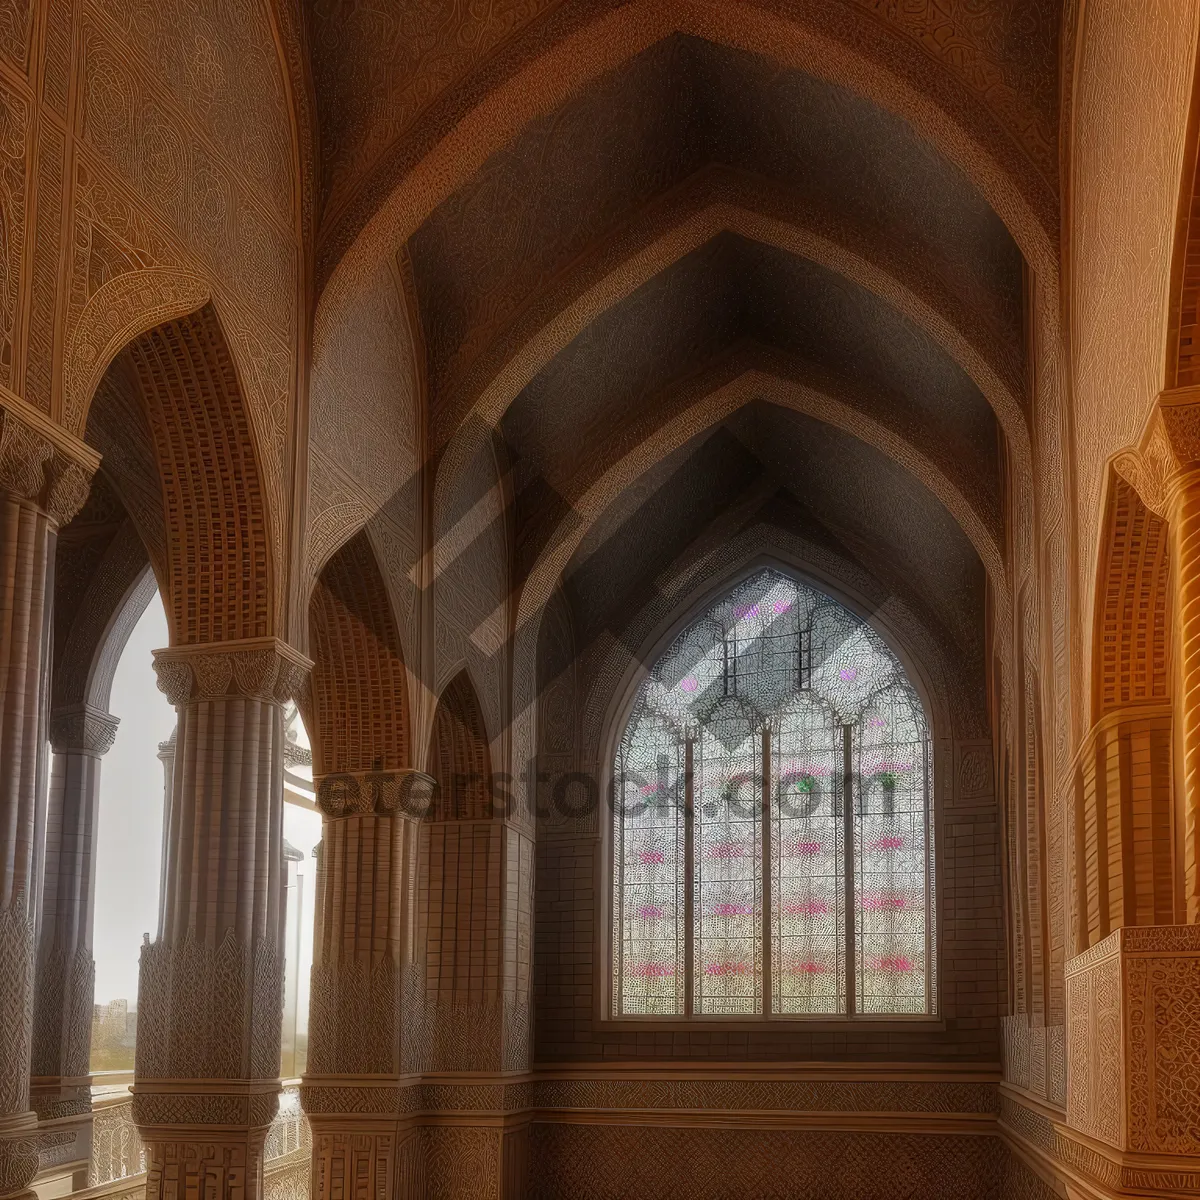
1114 390 1200 922
156 728 176 933
135 639 310 1200
0 906 36 1200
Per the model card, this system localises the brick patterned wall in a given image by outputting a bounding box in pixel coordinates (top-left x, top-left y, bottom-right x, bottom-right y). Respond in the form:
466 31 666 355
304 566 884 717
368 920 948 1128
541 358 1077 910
423 821 504 1006
527 1124 1005 1199
308 529 411 775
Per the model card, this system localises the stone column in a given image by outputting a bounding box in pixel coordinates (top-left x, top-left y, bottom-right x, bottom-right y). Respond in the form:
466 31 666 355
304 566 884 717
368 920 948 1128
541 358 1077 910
155 729 175 933
133 638 310 1200
301 770 433 1200
1168 466 1200 921
0 405 95 1200
1114 392 1200 921
29 705 120 1179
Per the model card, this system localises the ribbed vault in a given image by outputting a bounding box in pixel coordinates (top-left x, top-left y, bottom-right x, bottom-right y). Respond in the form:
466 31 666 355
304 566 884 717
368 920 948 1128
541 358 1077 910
299 8 1038 973
310 0 1060 299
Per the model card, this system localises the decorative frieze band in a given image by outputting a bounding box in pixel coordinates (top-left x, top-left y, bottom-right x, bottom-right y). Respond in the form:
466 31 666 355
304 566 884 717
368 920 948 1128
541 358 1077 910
0 400 98 526
300 1077 999 1121
132 1091 280 1131
151 638 312 706
48 704 120 756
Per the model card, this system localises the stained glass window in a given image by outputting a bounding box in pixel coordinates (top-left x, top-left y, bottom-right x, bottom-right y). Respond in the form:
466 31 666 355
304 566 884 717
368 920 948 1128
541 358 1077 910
611 569 935 1018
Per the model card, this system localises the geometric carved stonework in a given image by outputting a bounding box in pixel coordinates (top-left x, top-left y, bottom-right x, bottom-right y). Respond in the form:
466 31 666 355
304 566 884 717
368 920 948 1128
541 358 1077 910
955 741 994 799
1063 926 1200 1195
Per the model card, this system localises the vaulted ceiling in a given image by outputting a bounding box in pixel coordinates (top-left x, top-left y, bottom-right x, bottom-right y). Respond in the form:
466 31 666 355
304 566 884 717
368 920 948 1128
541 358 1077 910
300 3 1064 702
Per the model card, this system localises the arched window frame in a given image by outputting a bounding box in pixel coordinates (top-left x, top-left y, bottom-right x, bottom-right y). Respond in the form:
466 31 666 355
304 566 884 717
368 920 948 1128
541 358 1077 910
603 565 940 1024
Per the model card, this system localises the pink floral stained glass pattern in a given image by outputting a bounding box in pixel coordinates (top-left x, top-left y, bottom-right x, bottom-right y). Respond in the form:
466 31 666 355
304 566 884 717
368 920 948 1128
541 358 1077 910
694 706 762 1015
773 692 844 1014
611 568 934 1019
854 683 932 1014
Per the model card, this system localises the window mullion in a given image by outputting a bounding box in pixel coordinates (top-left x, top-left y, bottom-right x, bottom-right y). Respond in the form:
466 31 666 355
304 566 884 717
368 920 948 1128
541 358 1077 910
616 749 625 1017
925 737 933 1015
684 736 694 1017
843 723 855 1017
761 723 771 1018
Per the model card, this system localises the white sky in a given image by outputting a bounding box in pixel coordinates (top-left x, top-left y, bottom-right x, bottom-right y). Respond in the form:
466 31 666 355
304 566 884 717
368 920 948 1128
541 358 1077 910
92 594 174 1005
91 592 321 1027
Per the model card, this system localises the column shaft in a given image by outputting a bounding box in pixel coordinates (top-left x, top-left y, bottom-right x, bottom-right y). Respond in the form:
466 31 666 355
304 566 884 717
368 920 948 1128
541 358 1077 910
134 642 308 1200
30 707 119 1184
302 772 431 1200
1171 473 1200 920
0 495 53 1200
0 405 94 1200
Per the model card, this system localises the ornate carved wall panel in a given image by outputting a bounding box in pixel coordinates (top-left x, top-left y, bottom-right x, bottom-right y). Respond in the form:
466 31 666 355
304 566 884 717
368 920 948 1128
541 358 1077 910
1069 0 1199 634
0 80 28 394
62 0 301 637
306 257 419 597
1065 925 1200 1174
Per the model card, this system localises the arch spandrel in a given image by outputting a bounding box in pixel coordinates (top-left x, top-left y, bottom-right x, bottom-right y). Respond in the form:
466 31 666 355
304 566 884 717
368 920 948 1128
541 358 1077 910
52 511 156 716
304 256 422 611
62 269 211 437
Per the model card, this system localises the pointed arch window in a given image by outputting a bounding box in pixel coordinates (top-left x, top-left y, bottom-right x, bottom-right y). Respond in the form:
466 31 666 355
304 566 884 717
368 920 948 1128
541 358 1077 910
611 569 935 1018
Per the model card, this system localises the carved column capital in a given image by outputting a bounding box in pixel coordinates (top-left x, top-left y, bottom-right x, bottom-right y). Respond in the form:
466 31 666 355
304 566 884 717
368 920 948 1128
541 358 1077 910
48 704 119 756
1114 387 1200 519
315 769 436 819
0 401 99 526
151 638 312 706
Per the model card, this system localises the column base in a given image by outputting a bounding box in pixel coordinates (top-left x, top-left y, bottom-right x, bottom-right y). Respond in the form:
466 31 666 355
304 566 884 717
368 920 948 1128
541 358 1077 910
1064 925 1200 1198
1054 1123 1200 1198
0 1112 45 1200
303 1081 529 1200
138 1126 271 1200
29 1076 92 1190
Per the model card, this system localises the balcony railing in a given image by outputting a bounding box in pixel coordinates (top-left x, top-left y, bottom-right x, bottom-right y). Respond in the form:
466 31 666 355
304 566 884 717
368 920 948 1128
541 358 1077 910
82 1078 310 1200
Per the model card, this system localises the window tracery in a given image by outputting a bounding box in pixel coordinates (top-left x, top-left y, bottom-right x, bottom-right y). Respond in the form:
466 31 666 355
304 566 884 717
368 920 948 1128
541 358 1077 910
612 569 934 1018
